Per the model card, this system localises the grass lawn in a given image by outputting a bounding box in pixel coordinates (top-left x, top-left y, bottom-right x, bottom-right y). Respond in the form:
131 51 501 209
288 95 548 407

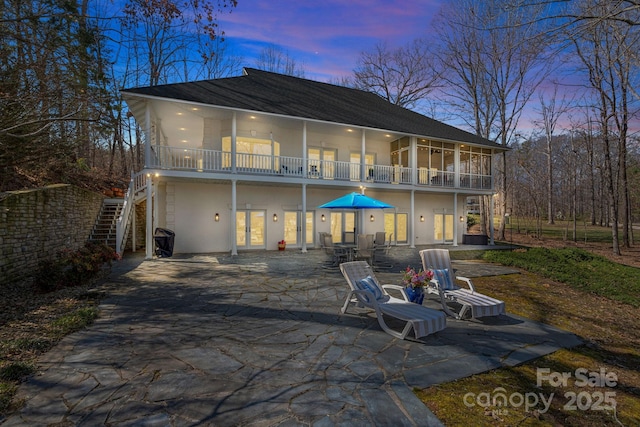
416 248 640 426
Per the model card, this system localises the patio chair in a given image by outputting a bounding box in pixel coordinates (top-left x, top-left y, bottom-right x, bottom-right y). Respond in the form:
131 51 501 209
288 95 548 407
353 234 374 265
419 249 506 320
373 233 394 270
339 261 446 339
322 235 349 268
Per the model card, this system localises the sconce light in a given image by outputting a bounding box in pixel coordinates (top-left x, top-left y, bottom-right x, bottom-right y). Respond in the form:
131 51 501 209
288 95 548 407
321 214 326 222
214 213 219 222
370 214 375 222
460 215 465 222
420 215 425 222
273 213 278 222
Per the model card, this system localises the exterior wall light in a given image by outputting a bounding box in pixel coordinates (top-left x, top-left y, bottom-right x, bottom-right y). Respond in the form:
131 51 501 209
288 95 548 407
420 215 425 222
460 215 465 222
370 214 375 222
215 213 219 222
273 213 278 222
321 214 326 222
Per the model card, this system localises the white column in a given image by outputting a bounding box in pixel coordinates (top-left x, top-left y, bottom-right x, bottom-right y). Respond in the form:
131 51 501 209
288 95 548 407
302 121 307 175
231 179 238 255
360 129 366 181
231 112 237 173
410 190 416 249
144 104 151 168
410 136 417 184
145 173 153 259
453 192 459 247
301 183 307 253
489 194 495 245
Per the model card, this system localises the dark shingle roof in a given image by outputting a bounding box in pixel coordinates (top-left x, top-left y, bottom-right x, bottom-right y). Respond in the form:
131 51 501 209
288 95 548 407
122 68 501 148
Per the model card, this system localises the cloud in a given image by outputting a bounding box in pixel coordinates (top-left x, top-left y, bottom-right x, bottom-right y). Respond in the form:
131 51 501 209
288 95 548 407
220 0 443 79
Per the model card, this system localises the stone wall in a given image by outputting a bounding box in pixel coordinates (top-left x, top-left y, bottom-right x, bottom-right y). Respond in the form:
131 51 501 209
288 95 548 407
0 184 104 286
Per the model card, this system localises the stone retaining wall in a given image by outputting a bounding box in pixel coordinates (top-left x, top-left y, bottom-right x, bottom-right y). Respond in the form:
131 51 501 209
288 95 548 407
0 184 104 286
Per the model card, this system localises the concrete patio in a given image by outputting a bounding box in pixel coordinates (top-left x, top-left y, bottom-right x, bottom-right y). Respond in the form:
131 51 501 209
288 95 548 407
2 245 581 426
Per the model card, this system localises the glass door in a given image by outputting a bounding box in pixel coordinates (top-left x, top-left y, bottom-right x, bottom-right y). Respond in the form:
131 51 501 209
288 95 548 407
434 213 454 244
236 210 266 249
330 211 356 243
384 212 407 244
284 211 314 246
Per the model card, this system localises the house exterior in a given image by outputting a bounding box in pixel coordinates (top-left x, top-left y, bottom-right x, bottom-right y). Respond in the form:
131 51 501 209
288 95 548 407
119 68 505 258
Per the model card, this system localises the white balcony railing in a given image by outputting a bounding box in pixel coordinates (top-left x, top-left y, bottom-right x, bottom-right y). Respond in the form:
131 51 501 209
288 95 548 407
147 145 491 189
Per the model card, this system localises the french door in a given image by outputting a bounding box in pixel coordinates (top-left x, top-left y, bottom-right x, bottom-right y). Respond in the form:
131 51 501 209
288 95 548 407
330 211 356 243
236 210 266 249
434 212 454 244
284 211 314 247
384 212 407 244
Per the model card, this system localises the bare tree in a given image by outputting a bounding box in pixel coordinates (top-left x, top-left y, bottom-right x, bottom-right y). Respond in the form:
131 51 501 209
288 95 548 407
534 87 572 224
568 0 640 254
254 44 305 77
351 39 441 110
434 0 552 240
120 0 238 86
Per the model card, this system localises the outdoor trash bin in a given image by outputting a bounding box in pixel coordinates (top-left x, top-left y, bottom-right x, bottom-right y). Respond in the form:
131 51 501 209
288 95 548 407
154 228 175 257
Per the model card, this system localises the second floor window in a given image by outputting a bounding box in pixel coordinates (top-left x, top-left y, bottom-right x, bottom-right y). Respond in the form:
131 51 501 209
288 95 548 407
222 136 280 169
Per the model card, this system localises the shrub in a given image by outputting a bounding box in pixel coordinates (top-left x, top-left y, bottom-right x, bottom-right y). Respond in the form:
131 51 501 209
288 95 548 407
34 242 119 293
0 362 35 382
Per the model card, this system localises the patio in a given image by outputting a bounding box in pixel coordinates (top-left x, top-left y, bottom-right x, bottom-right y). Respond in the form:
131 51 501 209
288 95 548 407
4 246 581 426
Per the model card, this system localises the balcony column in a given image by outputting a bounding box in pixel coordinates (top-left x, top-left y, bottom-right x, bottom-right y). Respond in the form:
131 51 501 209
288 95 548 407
360 129 366 182
410 136 417 185
302 121 307 176
454 144 460 187
144 103 151 168
231 179 238 255
231 112 237 173
301 183 307 253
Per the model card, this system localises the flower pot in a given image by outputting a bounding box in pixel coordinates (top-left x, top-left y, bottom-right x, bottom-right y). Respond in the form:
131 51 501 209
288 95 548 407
278 243 286 251
405 286 424 304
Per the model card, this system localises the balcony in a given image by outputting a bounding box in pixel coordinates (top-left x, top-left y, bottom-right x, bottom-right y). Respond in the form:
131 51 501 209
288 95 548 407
148 145 492 190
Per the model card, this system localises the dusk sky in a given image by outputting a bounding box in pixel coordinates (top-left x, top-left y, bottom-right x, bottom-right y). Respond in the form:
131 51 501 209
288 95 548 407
219 0 444 82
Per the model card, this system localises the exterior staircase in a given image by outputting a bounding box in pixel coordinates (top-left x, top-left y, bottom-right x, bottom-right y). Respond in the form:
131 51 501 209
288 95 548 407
89 199 124 248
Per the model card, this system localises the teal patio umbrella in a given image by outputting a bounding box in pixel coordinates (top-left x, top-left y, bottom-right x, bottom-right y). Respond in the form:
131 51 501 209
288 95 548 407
317 192 394 209
318 192 394 238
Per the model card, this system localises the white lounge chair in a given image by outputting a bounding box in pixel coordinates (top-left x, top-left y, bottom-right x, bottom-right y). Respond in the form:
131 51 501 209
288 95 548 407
339 261 446 339
419 249 505 320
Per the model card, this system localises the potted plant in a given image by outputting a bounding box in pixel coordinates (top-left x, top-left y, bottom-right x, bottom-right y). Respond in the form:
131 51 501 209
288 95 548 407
278 240 286 251
401 266 433 304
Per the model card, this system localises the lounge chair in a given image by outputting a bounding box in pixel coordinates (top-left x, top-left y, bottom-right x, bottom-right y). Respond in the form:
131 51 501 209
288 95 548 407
419 249 505 320
339 261 446 339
